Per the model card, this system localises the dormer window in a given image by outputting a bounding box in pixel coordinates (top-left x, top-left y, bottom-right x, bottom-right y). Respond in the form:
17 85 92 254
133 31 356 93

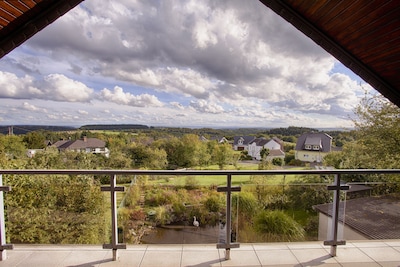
238 137 244 145
312 145 321 150
304 136 322 151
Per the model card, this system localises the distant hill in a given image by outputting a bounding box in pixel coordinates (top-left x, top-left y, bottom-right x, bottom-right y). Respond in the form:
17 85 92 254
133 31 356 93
267 126 319 136
79 124 149 131
0 125 77 135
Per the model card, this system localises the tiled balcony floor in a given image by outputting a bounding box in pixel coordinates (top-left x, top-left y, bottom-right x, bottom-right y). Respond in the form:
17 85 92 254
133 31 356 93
0 240 399 267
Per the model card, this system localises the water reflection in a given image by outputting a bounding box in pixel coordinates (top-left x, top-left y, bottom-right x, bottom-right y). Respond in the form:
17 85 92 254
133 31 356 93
141 223 226 244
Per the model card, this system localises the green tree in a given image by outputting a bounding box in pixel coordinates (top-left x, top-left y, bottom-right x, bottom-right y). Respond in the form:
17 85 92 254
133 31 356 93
211 143 234 169
23 131 46 149
286 175 331 211
351 93 400 168
0 134 26 161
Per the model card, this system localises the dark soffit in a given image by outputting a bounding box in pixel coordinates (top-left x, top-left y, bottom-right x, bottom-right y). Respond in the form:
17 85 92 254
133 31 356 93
0 0 83 58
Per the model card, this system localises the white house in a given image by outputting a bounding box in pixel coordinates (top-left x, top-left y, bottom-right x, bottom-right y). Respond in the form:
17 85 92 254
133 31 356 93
239 137 285 160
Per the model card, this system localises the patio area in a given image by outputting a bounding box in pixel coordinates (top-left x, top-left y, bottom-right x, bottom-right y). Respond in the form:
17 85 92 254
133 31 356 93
0 240 399 267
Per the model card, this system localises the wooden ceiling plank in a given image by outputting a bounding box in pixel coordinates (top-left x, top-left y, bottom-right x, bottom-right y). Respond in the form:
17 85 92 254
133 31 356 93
0 2 24 17
324 0 372 32
10 1 31 12
0 17 9 27
19 1 37 9
348 9 400 51
0 7 17 22
324 0 376 36
288 0 328 19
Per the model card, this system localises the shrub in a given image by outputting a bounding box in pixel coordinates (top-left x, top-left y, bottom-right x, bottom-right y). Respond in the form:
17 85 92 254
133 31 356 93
184 176 200 189
254 210 305 241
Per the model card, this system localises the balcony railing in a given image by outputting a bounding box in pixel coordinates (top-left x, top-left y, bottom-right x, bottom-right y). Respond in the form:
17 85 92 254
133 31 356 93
0 168 399 261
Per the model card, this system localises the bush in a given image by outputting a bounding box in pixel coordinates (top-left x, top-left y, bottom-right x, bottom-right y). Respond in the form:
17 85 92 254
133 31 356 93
184 176 200 189
254 210 305 241
203 194 222 212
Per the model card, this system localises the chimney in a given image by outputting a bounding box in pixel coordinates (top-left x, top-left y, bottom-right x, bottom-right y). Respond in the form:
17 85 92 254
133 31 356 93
83 136 87 142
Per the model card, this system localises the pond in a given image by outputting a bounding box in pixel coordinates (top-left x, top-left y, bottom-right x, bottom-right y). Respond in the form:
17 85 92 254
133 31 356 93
141 223 227 244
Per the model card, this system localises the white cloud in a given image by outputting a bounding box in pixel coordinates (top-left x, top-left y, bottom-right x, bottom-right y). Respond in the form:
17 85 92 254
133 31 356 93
100 86 163 107
42 74 94 102
189 99 224 114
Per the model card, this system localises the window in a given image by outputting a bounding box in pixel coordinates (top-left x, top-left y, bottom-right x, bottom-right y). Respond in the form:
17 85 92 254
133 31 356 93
305 144 312 150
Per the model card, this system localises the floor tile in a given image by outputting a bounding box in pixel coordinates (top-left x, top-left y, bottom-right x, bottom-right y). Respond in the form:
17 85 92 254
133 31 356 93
100 250 146 267
181 250 221 267
140 250 182 267
334 247 374 263
291 248 339 265
256 249 299 266
358 247 400 262
252 243 289 250
339 263 380 267
220 250 261 267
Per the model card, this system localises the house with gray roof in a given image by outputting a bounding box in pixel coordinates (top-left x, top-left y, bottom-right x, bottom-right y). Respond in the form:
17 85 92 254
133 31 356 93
52 137 109 157
295 132 332 163
233 136 256 151
313 194 400 240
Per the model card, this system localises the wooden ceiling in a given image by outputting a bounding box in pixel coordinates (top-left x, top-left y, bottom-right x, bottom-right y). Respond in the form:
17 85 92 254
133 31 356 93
0 0 83 58
260 0 400 107
1 0 400 108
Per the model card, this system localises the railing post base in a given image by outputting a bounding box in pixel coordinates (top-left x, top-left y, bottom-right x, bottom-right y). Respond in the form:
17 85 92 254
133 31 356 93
225 248 230 260
0 250 6 261
112 249 118 261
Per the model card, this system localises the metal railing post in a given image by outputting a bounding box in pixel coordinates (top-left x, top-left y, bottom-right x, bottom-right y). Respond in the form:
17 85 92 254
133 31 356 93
101 174 126 260
0 174 13 261
217 174 240 260
325 174 348 256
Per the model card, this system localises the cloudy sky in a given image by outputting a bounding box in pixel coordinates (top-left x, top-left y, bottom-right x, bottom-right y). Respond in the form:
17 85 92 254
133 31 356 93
0 0 374 129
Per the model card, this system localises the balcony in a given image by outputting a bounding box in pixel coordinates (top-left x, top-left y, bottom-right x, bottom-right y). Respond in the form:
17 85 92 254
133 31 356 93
0 169 399 266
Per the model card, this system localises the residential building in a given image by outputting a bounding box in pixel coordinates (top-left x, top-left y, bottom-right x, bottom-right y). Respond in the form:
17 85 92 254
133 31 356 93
313 194 400 241
52 137 110 157
295 132 332 163
233 136 255 151
247 137 285 160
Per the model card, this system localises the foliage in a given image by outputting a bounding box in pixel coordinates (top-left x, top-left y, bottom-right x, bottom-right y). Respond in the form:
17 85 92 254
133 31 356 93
272 157 283 166
254 210 305 241
341 93 400 168
232 191 259 219
0 134 26 161
260 148 269 159
203 193 223 212
211 142 235 170
23 131 46 149
286 175 331 211
184 176 200 190
5 174 107 244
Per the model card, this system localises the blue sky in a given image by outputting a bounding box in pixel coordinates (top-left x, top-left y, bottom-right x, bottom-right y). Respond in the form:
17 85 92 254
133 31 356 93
0 0 374 129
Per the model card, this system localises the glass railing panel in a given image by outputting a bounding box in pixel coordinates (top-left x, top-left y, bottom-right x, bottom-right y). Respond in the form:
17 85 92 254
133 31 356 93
4 174 109 245
233 178 327 243
118 174 226 244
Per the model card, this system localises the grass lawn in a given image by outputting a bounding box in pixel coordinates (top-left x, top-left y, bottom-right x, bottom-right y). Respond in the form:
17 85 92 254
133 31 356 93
145 164 308 187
